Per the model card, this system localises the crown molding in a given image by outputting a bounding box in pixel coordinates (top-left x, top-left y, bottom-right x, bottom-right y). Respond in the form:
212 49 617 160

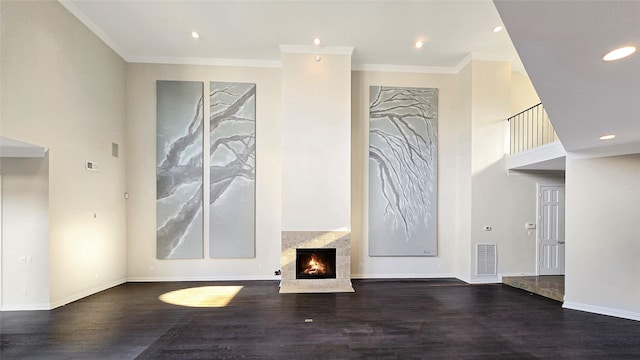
352 63 458 74
127 56 282 68
279 44 354 56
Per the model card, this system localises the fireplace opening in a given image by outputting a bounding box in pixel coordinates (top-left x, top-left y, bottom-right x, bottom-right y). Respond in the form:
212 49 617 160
296 248 336 279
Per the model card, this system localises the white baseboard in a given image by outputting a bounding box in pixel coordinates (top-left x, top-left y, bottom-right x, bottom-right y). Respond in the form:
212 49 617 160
1 303 51 311
49 278 127 310
126 275 281 282
465 276 501 284
350 273 457 280
563 301 640 322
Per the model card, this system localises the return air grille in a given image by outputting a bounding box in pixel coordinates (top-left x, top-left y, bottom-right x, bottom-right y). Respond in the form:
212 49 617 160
476 244 497 276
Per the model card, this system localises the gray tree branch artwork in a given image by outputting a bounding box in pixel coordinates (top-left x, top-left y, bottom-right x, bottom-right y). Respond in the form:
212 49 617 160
369 86 438 256
209 82 256 258
156 81 204 259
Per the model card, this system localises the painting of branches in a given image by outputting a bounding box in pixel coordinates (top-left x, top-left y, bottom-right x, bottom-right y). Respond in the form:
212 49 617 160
369 86 438 256
156 81 204 259
209 82 256 258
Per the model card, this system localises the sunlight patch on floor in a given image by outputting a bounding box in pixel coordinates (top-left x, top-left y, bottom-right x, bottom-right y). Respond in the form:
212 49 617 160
159 286 244 307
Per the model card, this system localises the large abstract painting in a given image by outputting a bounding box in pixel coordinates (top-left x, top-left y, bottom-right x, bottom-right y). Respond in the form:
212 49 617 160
209 82 256 258
156 81 204 259
368 86 438 256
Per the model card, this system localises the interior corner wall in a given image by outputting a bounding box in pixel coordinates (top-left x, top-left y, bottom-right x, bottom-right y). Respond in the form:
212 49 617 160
564 154 640 320
1 1 127 308
351 70 458 278
0 157 50 310
453 63 473 281
125 63 282 281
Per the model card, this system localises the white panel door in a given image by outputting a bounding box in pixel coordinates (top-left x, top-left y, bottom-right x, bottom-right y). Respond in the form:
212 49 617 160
538 185 565 275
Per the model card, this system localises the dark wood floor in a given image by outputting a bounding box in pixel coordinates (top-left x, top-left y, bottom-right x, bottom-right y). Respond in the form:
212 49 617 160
1 279 639 359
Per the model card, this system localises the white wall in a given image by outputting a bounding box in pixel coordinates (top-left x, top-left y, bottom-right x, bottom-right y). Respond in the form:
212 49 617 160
351 70 458 278
0 157 50 310
564 154 640 320
281 53 351 231
0 0 127 308
125 63 282 280
466 61 564 282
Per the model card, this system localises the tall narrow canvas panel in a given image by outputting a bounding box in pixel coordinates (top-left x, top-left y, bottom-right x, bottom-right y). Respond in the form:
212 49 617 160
209 82 256 258
156 81 204 259
369 86 438 256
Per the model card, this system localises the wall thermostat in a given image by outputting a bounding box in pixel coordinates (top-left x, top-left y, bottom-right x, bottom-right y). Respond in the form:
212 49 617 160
86 161 99 171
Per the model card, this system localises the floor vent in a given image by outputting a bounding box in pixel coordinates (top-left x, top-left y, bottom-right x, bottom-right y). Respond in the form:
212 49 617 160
477 244 497 276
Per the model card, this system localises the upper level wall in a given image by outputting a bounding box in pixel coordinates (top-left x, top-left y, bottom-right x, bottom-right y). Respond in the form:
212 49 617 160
511 71 540 115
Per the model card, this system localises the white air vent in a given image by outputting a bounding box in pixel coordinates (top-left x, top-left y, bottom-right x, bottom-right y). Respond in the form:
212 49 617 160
476 244 497 276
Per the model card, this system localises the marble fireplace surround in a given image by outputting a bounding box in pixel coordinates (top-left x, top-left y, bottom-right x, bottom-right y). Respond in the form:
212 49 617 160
280 231 355 293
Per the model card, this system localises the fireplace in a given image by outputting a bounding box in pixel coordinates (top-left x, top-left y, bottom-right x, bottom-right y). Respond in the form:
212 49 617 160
296 248 336 279
280 231 354 293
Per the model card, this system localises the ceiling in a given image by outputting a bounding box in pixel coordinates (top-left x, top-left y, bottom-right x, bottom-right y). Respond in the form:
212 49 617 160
60 0 520 71
61 0 639 158
495 0 640 157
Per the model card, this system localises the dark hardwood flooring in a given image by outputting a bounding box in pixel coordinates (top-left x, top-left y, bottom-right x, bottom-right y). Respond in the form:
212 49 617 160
1 279 639 359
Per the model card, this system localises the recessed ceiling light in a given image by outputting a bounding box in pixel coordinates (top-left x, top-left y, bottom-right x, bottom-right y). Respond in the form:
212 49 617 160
599 134 616 140
191 31 200 39
415 40 423 49
603 46 636 61
313 37 321 46
493 26 503 33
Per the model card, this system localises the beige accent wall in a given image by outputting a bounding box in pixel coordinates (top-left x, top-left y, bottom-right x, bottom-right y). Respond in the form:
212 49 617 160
351 70 458 278
125 63 282 280
0 0 127 308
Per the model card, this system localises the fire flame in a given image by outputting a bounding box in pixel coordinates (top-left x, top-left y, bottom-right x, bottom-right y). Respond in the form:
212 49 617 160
303 254 327 275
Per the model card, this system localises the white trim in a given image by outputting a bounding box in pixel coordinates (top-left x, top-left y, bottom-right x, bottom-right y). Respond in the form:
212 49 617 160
57 0 128 60
352 63 459 74
49 278 126 309
126 275 281 282
350 273 457 280
1 303 51 311
127 56 282 69
279 44 354 56
563 301 640 322
467 277 501 284
454 53 473 73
